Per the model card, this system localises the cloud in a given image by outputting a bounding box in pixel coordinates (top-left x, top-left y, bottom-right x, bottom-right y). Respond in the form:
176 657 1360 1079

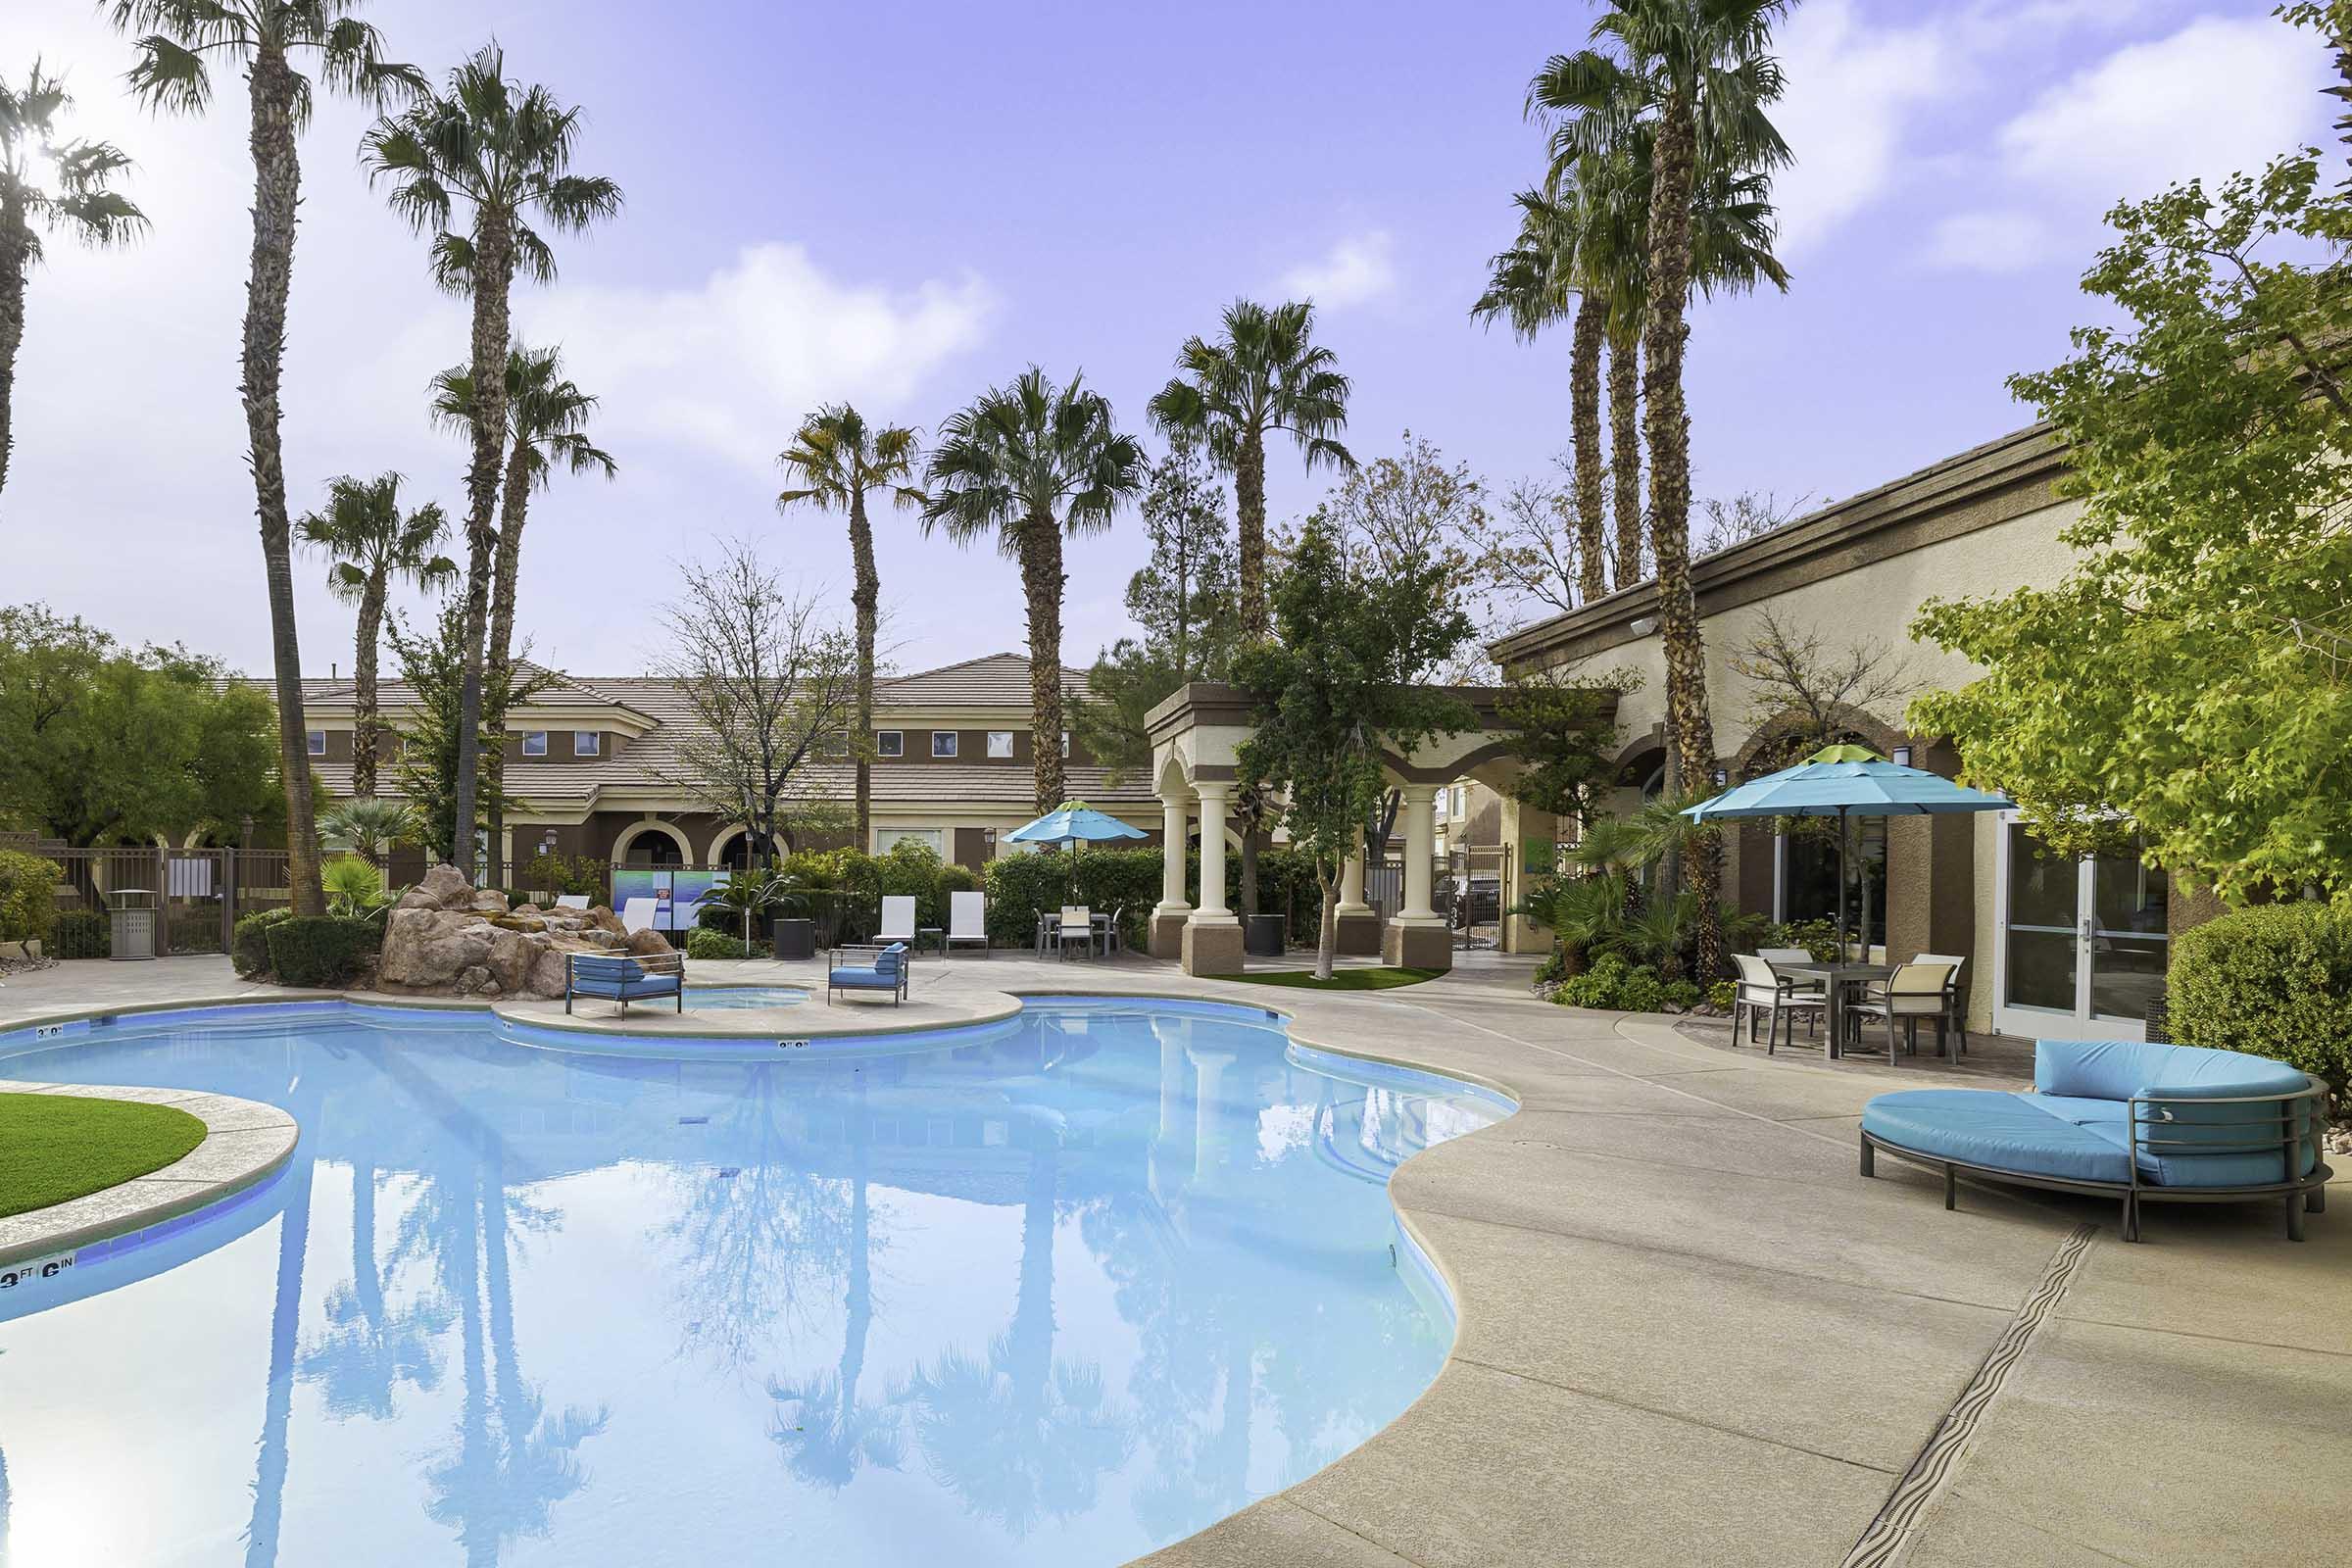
1278 231 1397 311
525 245 995 471
1997 17 2331 203
1767 0 1952 256
1922 210 2050 274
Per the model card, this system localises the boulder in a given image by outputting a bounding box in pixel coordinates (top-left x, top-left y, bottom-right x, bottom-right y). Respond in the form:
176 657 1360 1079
469 891 510 914
414 863 476 910
527 947 573 999
456 964 494 996
484 928 535 995
586 906 626 936
625 927 673 959
493 912 550 934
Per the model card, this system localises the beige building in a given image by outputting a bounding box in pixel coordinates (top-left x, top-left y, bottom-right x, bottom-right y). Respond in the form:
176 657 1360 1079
1492 420 2199 1040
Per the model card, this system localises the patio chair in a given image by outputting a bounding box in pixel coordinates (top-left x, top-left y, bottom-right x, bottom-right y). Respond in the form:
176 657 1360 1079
565 951 684 1016
1845 960 1959 1063
1733 953 1827 1054
1106 904 1127 956
827 943 909 1005
1863 954 1969 1055
877 896 917 947
1058 905 1093 960
947 890 989 957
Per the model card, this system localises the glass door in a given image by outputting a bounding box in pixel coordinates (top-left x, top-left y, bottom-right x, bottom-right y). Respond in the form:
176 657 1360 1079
1993 813 2168 1040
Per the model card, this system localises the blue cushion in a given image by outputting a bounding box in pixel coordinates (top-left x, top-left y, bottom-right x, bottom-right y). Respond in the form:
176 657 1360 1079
2025 1093 2129 1132
2034 1038 2307 1099
2033 1040 2316 1186
873 943 906 975
831 967 895 988
1862 1089 2132 1185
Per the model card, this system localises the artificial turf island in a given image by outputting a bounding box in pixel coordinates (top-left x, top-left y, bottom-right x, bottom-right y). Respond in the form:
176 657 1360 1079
0 1093 208 1218
1210 966 1444 992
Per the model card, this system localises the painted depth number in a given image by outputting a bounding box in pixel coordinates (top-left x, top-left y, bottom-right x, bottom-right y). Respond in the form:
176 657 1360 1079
0 1250 77 1292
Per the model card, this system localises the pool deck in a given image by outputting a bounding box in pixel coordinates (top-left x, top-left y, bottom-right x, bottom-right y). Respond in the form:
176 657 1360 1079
0 953 2343 1566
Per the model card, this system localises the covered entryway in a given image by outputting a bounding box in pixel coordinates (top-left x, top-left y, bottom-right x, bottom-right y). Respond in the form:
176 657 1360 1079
1991 811 2169 1041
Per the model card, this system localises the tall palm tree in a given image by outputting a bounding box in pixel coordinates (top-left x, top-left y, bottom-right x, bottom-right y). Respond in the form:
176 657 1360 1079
295 471 455 797
777 405 923 849
363 44 621 879
1147 299 1353 640
1531 0 1791 980
1472 186 1608 603
1 63 148 504
923 368 1146 813
431 345 613 864
110 0 422 915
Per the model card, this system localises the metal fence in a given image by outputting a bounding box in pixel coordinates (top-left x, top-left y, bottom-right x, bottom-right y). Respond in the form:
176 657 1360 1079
38 847 292 956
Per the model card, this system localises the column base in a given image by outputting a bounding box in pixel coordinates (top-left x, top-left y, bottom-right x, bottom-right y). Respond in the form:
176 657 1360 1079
1383 921 1453 972
1335 909 1383 956
1181 919 1246 977
1150 909 1192 959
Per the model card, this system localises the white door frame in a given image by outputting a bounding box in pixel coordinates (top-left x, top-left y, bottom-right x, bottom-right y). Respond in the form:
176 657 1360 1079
1989 809 2147 1042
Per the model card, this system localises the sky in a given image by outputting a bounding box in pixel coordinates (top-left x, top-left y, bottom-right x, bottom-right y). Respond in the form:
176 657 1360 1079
5 0 2334 682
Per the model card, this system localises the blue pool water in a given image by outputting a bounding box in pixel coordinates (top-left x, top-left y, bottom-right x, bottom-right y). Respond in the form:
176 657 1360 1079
681 985 809 1010
0 998 1506 1567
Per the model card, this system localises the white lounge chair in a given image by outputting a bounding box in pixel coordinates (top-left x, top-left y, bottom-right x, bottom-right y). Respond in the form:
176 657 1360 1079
948 890 989 957
619 897 657 934
555 895 590 910
877 895 917 946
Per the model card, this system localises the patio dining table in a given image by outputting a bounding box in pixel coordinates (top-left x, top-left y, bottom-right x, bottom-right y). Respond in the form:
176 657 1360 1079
1770 960 1894 1060
1034 910 1114 957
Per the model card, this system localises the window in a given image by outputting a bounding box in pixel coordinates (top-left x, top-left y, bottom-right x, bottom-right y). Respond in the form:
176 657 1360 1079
306 729 326 757
875 827 943 856
1453 785 1468 816
986 730 1013 759
931 731 958 758
521 731 548 757
1435 790 1449 821
573 731 601 757
1779 819 1888 949
876 730 904 758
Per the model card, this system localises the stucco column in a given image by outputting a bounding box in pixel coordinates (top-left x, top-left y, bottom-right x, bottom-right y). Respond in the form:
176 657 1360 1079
1187 1043 1237 1183
1190 784 1235 922
1338 832 1368 914
1397 784 1441 924
1156 795 1191 915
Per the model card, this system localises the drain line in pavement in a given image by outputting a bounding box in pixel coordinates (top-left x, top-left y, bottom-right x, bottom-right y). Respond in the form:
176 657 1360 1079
1841 1222 2098 1566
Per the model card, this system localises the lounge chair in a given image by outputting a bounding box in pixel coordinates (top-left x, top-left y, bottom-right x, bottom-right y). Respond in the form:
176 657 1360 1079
555 895 590 910
877 896 917 947
947 890 989 957
1732 953 1826 1054
619 897 657 934
1058 906 1092 960
565 952 683 1016
828 942 909 1005
1861 1039 2331 1240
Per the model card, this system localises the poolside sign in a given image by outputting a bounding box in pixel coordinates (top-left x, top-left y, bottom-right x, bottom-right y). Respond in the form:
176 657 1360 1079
0 1249 75 1293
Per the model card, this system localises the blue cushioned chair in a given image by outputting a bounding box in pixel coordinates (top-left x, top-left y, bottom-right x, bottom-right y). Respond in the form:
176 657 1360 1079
565 952 684 1016
827 943 909 1005
1860 1039 2330 1241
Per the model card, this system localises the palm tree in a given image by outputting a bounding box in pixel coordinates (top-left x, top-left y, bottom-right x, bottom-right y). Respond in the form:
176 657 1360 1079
431 344 613 863
295 471 455 797
110 0 422 916
922 368 1146 813
363 44 621 880
318 796 415 864
776 405 923 849
1530 0 1792 980
1 63 148 503
1147 299 1353 640
1472 186 1608 603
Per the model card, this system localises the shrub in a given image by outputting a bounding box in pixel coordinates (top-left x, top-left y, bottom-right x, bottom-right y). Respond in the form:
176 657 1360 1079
984 846 1167 950
51 908 109 959
684 927 750 960
167 911 223 955
1554 953 1634 1009
1660 979 1703 1011
1706 979 1738 1012
1532 945 1570 989
2169 903 2352 1092
1615 966 1665 1013
265 915 383 988
321 856 394 920
517 851 609 901
1762 918 1842 962
0 850 61 947
233 907 293 977
1550 953 1688 1013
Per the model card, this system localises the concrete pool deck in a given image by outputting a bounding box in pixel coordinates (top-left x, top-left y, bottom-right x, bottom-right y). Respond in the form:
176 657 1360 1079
0 953 2342 1566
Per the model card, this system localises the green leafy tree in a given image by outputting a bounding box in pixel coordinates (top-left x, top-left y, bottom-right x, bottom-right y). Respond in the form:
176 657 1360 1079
1498 666 1632 827
1 62 148 502
110 0 425 916
385 600 539 864
363 42 622 879
922 368 1147 812
295 472 455 798
776 404 924 848
1147 299 1354 639
1913 152 2352 905
1235 517 1477 979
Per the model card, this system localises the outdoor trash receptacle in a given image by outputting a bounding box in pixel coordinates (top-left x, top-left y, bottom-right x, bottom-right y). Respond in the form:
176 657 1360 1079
1244 912 1286 958
108 888 159 961
769 916 814 960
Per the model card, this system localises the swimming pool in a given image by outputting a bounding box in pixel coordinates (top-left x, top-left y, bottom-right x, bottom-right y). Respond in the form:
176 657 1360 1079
0 998 1507 1567
681 984 809 1010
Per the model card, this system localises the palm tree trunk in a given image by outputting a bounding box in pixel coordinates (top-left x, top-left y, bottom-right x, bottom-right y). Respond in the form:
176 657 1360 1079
354 579 386 798
1608 326 1642 592
1642 85 1724 982
1019 511 1066 812
1236 427 1268 640
848 488 878 851
1569 296 1608 603
0 204 26 504
485 445 532 870
452 214 516 881
245 47 323 916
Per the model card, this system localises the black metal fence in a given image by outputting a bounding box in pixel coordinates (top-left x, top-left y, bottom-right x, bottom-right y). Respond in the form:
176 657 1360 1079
37 847 292 955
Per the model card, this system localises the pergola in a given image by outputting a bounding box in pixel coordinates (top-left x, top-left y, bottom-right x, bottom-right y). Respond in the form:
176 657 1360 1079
1142 683 1617 975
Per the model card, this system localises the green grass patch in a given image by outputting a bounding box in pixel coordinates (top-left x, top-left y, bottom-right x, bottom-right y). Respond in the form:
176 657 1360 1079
1211 966 1445 992
0 1093 208 1219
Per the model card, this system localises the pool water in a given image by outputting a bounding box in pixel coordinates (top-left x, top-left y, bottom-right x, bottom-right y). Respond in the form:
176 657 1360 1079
681 985 810 1010
0 999 1505 1568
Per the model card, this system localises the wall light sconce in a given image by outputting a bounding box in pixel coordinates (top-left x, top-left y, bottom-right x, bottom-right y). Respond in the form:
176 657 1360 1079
1891 746 1913 768
1629 615 1658 636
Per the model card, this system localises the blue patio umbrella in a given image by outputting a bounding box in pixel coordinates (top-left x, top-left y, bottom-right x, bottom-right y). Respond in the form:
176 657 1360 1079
1681 745 2015 954
1006 800 1148 899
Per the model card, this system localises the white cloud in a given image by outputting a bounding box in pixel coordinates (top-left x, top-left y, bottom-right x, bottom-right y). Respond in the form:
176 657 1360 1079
1767 0 1952 256
1922 210 2051 274
526 245 995 471
1278 231 1397 311
1998 17 2331 202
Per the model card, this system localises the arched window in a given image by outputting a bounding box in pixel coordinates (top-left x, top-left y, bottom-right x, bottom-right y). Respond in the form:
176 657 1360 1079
641 834 683 868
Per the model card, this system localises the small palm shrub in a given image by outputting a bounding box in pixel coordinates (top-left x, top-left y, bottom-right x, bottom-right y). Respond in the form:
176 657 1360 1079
321 857 394 921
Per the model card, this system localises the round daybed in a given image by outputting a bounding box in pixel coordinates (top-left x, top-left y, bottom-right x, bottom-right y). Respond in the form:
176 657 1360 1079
1859 1039 2331 1241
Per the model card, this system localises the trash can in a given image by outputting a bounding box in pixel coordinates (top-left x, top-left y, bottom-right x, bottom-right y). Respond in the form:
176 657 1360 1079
109 888 159 961
1244 912 1287 958
769 916 815 961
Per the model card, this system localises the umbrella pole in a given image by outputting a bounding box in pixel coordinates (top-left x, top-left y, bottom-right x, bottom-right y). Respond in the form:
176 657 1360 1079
1838 806 1851 961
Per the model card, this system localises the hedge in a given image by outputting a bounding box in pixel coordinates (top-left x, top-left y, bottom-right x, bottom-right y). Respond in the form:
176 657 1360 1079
978 844 1340 953
50 908 109 959
685 928 753 960
265 916 383 988
233 908 293 977
0 850 61 947
2169 903 2352 1093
